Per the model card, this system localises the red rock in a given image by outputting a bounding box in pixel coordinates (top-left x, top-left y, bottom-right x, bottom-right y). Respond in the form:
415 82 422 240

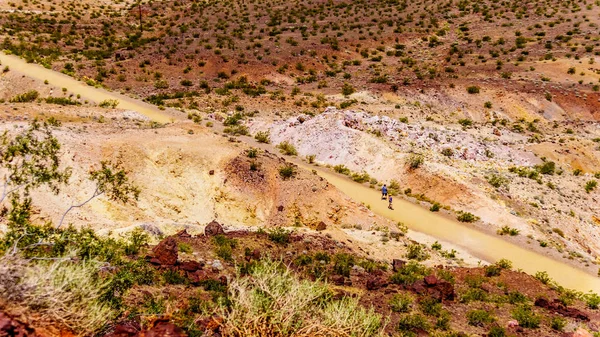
330 275 345 285
314 221 327 231
204 221 224 236
0 312 40 337
366 277 388 290
392 259 406 272
424 275 438 286
209 170 215 175
176 229 191 238
179 260 203 272
152 237 178 266
535 298 589 321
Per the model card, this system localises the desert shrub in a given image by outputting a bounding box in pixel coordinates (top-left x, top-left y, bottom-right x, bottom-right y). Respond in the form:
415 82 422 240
163 269 189 285
584 292 600 309
536 161 556 175
213 235 238 262
511 305 540 328
534 271 552 285
585 180 597 193
550 316 566 331
497 226 519 236
390 261 431 285
406 243 429 261
0 255 114 334
406 154 424 170
246 148 258 158
419 297 442 317
466 86 480 94
306 154 316 164
488 325 507 337
341 82 355 96
334 164 351 175
254 131 270 143
224 125 249 136
279 165 296 179
496 259 512 270
484 264 502 277
429 202 441 212
220 259 385 337
45 97 81 106
397 314 430 334
9 90 39 103
507 291 527 304
458 118 473 127
333 253 355 277
389 293 413 313
460 289 488 303
440 148 454 157
457 212 479 223
388 180 401 196
267 227 291 245
486 174 508 188
351 171 371 183
467 309 495 326
98 99 119 108
277 141 298 156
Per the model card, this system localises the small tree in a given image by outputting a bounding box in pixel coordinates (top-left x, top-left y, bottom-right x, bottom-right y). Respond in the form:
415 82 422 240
58 161 140 228
0 119 71 204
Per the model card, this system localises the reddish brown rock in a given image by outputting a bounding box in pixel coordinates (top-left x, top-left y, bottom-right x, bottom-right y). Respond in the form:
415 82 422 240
535 298 589 321
179 260 203 272
392 259 406 272
204 221 224 236
152 237 178 266
330 275 345 285
366 277 388 290
424 275 438 286
176 229 191 238
314 221 327 231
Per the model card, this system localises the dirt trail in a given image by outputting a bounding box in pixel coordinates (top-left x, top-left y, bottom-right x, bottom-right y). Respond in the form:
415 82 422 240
0 52 173 123
304 165 600 293
5 53 600 293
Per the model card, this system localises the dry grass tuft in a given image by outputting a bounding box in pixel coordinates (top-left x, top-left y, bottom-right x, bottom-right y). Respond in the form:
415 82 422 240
220 259 386 337
0 253 114 334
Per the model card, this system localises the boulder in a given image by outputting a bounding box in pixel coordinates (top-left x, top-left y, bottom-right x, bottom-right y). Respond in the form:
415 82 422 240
179 260 203 272
366 277 388 290
314 221 327 231
176 229 191 238
152 237 178 266
534 298 589 321
143 319 186 337
392 259 406 272
204 221 224 236
0 312 39 337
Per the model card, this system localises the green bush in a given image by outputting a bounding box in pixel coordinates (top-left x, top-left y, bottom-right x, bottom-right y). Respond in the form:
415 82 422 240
488 325 507 337
254 131 270 143
467 309 495 326
458 118 473 127
406 154 424 170
389 293 413 313
585 180 597 193
550 316 566 331
406 243 429 261
419 297 442 317
334 164 351 175
466 86 480 94
213 234 238 261
584 292 600 309
279 165 296 179
9 90 39 103
429 202 441 212
277 141 298 156
536 161 556 175
457 212 479 223
497 226 519 236
397 313 430 334
267 227 291 245
511 305 541 328
98 99 119 108
333 253 355 277
390 261 431 285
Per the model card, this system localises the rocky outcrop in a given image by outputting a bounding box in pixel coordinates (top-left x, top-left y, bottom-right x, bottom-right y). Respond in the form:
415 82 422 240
534 298 589 321
151 237 178 266
204 221 224 236
410 275 455 301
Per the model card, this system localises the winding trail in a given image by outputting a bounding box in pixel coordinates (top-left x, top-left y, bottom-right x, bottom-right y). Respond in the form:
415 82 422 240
3 51 599 293
0 53 172 123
